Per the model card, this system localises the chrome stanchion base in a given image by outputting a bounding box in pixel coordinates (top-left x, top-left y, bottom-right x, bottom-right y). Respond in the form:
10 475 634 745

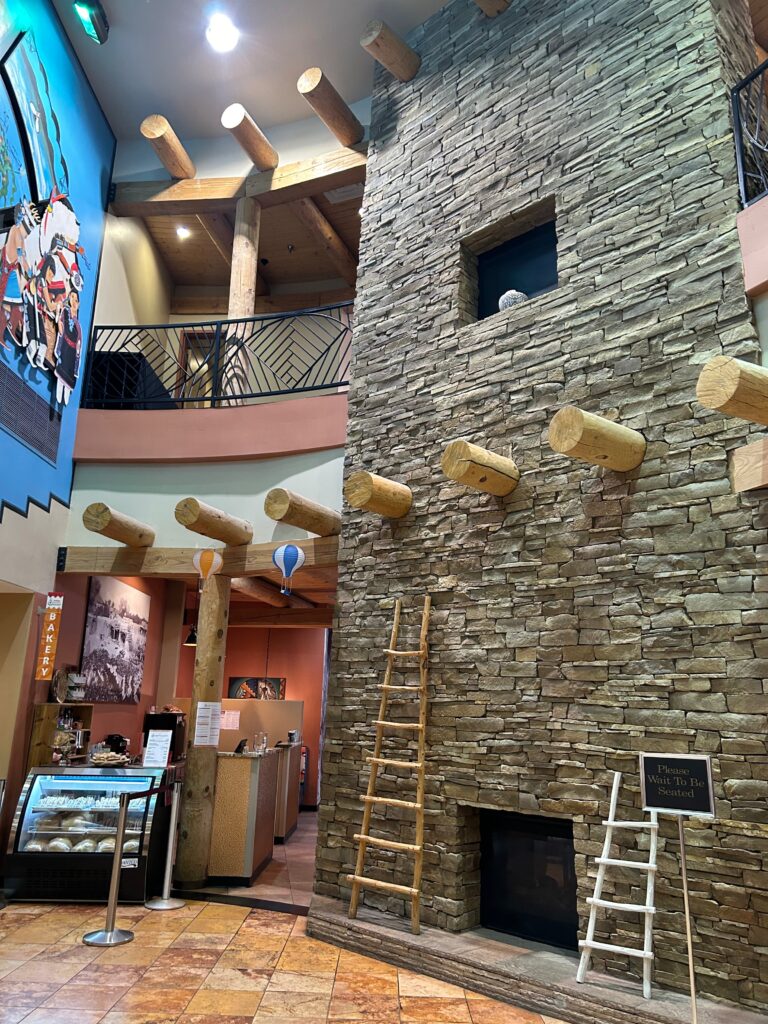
83 928 134 947
144 896 186 911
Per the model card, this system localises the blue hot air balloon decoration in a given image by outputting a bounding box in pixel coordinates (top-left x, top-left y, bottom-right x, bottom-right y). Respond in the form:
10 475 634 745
272 543 306 594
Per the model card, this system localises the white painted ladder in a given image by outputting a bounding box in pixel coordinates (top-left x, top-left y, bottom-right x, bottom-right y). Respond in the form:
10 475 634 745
577 771 659 1000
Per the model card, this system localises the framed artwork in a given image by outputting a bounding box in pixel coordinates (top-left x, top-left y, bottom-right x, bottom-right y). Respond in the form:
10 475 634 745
228 677 286 700
80 577 150 704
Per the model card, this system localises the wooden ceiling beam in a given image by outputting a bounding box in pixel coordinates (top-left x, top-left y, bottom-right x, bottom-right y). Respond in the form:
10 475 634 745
229 605 333 628
360 20 421 82
264 487 342 537
170 286 354 317
174 497 254 546
297 68 365 148
140 114 196 179
82 503 156 547
231 576 315 609
111 146 367 217
193 214 270 295
290 197 357 287
57 536 339 578
473 0 510 15
222 103 279 171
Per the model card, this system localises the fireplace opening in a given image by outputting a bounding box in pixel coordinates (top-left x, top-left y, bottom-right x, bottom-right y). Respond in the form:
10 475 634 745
479 809 578 951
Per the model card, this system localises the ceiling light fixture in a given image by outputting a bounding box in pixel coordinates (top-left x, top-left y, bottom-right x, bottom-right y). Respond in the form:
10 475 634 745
73 1 109 44
176 225 191 240
206 12 240 53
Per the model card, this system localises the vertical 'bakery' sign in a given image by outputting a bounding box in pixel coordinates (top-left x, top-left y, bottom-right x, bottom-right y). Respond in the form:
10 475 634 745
640 753 714 818
35 593 64 682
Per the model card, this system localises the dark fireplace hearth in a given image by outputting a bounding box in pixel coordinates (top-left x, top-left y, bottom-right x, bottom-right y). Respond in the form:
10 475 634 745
479 809 578 951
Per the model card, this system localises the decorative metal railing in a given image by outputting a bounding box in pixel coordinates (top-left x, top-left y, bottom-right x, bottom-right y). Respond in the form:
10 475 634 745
733 56 768 206
82 302 353 409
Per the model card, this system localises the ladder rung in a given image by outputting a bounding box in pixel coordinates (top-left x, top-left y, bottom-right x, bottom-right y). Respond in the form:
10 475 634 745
579 939 653 960
383 648 425 657
361 795 422 809
596 858 656 872
366 757 424 770
374 720 424 731
604 820 659 830
354 833 421 853
382 684 421 691
587 897 655 914
347 874 418 897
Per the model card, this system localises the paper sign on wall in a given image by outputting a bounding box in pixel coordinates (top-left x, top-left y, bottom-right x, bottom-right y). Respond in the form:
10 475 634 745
194 701 222 747
221 710 240 731
143 730 173 767
35 593 64 682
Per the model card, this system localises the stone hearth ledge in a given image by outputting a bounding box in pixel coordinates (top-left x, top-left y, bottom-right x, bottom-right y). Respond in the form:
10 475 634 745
307 895 765 1024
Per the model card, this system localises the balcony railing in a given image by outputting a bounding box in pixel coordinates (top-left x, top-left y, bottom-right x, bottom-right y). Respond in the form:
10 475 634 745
82 302 353 410
733 56 768 207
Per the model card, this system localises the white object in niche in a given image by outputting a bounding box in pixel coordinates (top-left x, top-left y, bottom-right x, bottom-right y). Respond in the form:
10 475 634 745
498 289 527 311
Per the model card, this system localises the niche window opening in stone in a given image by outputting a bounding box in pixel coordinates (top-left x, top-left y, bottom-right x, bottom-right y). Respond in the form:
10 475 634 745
479 808 578 951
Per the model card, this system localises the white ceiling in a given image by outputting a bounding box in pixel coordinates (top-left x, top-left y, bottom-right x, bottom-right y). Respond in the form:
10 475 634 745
52 0 447 140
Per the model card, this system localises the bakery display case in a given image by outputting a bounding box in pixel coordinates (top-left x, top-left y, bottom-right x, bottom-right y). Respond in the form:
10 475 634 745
5 766 172 902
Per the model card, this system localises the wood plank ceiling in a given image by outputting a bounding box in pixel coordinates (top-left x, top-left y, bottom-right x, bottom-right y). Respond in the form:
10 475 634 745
752 0 768 51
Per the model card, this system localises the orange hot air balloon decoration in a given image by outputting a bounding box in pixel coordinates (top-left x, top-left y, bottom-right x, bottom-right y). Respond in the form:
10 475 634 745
193 548 223 581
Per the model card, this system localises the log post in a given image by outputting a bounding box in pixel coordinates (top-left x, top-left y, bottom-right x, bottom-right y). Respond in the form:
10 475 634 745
229 197 261 319
231 576 314 609
696 355 768 427
344 471 412 518
290 198 357 286
221 103 278 171
473 0 510 14
440 440 520 496
140 114 195 179
264 488 341 536
174 573 230 887
548 406 646 471
174 497 253 546
297 68 365 147
82 503 155 547
360 20 421 82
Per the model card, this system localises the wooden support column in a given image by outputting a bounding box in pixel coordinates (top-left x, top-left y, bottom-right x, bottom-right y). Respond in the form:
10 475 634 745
360 20 421 82
473 0 510 14
175 573 230 887
441 440 519 496
82 503 155 547
696 355 768 427
297 68 364 147
140 114 195 179
221 103 278 171
548 406 646 471
264 488 341 536
229 197 262 318
175 498 253 545
196 213 268 295
290 198 357 286
344 471 412 518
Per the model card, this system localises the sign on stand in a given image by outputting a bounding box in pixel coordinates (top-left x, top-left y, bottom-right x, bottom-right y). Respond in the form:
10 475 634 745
143 730 173 768
640 753 715 1024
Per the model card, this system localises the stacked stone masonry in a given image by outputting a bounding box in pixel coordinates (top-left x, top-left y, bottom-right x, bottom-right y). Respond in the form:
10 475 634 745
315 0 768 1014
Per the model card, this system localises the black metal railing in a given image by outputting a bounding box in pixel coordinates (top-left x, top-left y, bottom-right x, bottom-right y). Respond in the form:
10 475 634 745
733 56 768 206
82 302 353 410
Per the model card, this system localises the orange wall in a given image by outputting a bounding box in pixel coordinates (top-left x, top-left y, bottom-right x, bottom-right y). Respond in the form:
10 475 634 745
52 574 167 754
177 627 327 806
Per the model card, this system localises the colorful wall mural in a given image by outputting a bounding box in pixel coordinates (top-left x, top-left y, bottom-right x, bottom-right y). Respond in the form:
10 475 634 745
0 0 114 519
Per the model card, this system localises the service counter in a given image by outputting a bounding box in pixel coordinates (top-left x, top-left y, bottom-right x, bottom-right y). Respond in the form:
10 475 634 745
208 749 279 885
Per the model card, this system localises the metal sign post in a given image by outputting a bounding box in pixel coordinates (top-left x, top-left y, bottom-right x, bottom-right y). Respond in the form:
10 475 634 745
145 780 185 911
83 793 134 946
678 817 698 1024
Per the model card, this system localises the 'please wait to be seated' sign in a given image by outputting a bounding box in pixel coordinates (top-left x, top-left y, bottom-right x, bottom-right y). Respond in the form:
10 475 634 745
640 753 714 818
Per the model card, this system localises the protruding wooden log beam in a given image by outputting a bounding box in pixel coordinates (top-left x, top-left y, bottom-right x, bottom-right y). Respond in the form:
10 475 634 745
732 436 768 492
231 576 314 609
344 471 412 518
174 498 253 546
473 0 510 15
140 114 195 179
264 488 341 537
696 355 768 427
440 440 520 496
82 503 156 548
297 68 365 148
221 103 279 171
360 20 421 82
291 197 357 287
549 407 646 472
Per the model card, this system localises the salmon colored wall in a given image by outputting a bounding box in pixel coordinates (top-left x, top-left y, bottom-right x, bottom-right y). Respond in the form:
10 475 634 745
177 627 327 806
737 198 768 297
52 574 167 755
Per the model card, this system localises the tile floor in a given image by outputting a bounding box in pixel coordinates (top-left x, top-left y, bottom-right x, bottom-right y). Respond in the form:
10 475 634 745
0 900 570 1023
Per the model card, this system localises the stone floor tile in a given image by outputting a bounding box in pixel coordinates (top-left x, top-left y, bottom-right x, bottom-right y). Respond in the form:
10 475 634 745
266 969 334 994
184 987 263 1015
17 1010 104 1024
201 966 271 991
255 989 331 1018
468 1000 543 1023
400 994 472 1022
111 983 196 1013
42 980 128 1011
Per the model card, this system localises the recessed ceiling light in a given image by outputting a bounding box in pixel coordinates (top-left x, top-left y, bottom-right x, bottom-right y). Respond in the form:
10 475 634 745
206 12 239 53
176 225 191 240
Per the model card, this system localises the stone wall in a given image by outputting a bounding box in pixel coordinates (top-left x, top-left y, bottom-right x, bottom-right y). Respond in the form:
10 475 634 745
315 0 768 1012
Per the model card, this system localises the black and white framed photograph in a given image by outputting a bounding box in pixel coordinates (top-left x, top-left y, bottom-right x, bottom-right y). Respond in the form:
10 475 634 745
80 577 150 704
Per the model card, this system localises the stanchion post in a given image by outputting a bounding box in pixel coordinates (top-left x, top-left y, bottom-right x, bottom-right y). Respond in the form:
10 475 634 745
83 792 135 946
678 817 698 1024
146 781 185 911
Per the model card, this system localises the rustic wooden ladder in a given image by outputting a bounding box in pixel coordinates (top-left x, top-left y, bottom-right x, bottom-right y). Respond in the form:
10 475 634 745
577 770 659 999
347 594 431 935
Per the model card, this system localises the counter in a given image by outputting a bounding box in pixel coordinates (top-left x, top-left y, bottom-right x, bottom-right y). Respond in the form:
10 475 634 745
208 748 278 885
274 741 302 842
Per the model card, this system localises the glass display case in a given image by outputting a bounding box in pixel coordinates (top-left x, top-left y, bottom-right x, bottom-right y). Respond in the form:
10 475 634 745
6 766 171 902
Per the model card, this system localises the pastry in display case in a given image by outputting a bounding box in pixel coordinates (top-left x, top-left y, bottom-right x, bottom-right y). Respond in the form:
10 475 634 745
5 766 173 902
